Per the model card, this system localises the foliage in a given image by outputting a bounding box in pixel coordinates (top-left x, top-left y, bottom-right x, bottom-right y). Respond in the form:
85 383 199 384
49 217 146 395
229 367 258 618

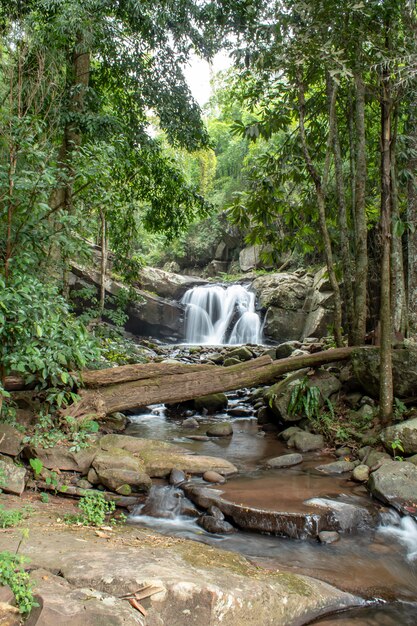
0 505 28 529
65 492 116 527
24 412 98 452
0 551 38 614
0 274 101 391
391 438 405 461
29 458 43 480
287 379 321 421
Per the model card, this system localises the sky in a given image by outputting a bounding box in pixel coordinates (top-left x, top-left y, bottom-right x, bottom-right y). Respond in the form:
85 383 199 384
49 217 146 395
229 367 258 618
183 51 232 107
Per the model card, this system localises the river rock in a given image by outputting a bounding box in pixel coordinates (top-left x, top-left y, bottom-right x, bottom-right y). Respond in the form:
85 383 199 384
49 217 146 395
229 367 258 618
256 406 271 425
0 458 26 495
266 453 303 469
101 412 127 432
203 471 226 484
352 465 370 482
352 344 417 398
194 393 228 413
0 424 24 457
170 468 187 485
279 426 304 441
318 531 340 544
115 484 132 496
288 432 324 452
275 341 302 359
92 448 152 492
226 346 253 361
367 461 417 515
380 417 417 455
198 514 236 534
206 422 233 437
305 498 373 532
223 357 241 367
316 460 358 474
363 449 391 468
182 417 199 429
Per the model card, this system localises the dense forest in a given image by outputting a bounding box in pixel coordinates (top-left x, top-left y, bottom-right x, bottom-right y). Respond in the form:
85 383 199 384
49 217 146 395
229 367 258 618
2 0 417 429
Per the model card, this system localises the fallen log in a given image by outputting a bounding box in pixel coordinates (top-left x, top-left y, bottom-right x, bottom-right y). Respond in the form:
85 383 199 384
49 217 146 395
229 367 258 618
62 347 358 420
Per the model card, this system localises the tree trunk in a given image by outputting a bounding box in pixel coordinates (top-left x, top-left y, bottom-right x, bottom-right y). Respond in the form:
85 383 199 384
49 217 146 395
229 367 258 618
407 103 417 336
99 208 107 316
332 87 355 343
352 74 368 345
61 347 356 420
379 67 393 424
297 76 343 347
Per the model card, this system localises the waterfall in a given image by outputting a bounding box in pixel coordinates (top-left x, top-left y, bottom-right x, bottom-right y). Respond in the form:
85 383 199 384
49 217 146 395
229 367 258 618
181 284 262 345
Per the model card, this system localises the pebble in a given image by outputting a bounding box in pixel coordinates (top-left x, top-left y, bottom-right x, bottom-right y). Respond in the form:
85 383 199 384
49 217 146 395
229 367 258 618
203 471 226 484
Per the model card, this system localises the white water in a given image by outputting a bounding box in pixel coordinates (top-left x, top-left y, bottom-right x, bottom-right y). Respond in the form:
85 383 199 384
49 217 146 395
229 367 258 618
181 284 262 345
379 510 417 561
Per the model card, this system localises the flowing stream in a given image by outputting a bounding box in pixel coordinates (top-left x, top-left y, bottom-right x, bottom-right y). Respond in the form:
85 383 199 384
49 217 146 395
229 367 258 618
127 385 417 624
181 284 262 344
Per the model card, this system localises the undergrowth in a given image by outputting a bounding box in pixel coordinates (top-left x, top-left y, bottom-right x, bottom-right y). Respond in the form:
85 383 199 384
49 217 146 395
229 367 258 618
0 551 38 614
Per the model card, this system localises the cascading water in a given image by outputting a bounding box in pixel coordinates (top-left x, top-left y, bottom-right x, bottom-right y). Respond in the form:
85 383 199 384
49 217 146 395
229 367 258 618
181 284 262 345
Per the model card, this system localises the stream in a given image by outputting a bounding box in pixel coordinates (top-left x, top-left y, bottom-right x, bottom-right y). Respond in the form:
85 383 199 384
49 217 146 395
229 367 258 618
126 388 417 624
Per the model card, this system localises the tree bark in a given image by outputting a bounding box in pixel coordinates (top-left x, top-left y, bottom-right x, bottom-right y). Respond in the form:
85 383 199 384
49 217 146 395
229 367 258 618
352 74 368 345
99 208 107 316
61 347 356 420
407 102 417 336
379 66 393 424
297 75 343 347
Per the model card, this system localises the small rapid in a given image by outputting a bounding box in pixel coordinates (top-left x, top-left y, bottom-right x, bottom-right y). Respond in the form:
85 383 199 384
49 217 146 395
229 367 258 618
378 510 417 561
181 284 262 344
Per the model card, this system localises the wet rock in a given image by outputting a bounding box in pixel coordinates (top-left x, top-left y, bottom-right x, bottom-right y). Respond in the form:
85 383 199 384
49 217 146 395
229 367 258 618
306 498 373 533
223 357 241 367
367 461 417 515
288 432 324 452
256 406 271 425
226 346 253 361
381 417 417 455
206 422 233 437
316 460 358 475
198 515 236 534
185 435 210 441
194 393 228 413
208 505 224 520
0 424 24 457
170 468 187 486
0 458 26 495
279 426 304 441
352 465 370 482
203 471 226 484
101 412 127 432
266 453 303 469
318 531 340 544
227 407 253 417
182 417 199 429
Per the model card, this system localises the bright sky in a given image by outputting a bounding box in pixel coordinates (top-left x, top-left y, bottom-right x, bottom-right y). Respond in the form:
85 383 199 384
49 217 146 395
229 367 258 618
183 51 232 106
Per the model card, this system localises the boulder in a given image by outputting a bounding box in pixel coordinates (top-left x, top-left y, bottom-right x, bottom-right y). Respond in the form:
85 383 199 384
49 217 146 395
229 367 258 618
265 453 303 469
288 432 324 452
239 245 273 272
381 417 417 455
305 498 373 532
137 265 208 299
363 449 391 468
0 424 24 457
352 345 417 398
92 448 152 492
169 469 187 485
101 412 127 432
223 357 242 367
263 308 307 343
367 461 417 515
279 426 304 441
206 422 233 437
23 445 98 474
197 515 236 534
275 341 302 359
302 267 335 339
352 465 370 482
316 460 358 474
226 346 253 362
194 393 228 413
407 454 417 466
0 458 26 495
182 417 199 429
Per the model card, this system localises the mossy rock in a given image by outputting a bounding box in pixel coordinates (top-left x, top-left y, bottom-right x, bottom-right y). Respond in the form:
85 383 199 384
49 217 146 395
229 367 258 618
193 393 228 413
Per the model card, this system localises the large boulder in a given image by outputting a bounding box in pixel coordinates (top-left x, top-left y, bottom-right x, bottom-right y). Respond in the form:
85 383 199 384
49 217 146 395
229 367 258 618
0 424 24 457
239 245 274 272
287 432 324 452
136 266 208 299
193 393 228 413
302 267 335 339
367 461 417 515
23 445 98 474
352 345 417 398
381 417 417 455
